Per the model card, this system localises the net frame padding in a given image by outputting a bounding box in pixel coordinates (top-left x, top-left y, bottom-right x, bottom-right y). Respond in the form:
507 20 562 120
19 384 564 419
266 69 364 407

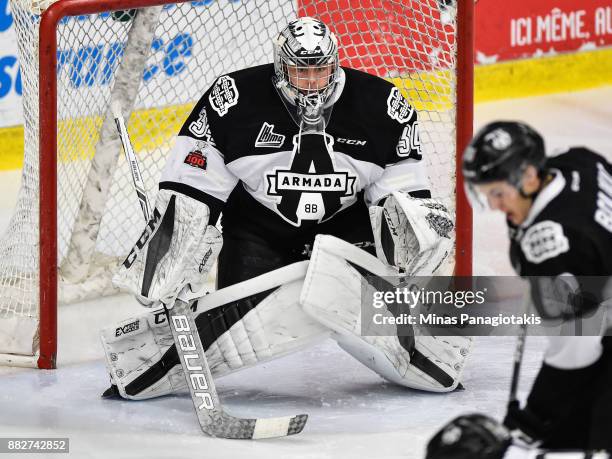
0 0 472 368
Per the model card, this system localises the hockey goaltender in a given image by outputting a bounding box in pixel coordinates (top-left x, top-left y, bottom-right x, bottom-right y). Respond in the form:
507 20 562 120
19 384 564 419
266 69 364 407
100 16 472 431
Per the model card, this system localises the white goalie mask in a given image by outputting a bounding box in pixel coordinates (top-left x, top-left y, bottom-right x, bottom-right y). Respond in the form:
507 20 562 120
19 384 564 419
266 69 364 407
273 17 341 127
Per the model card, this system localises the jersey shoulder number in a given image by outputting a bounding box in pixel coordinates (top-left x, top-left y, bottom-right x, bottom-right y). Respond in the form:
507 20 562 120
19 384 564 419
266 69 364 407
396 122 423 160
186 106 216 145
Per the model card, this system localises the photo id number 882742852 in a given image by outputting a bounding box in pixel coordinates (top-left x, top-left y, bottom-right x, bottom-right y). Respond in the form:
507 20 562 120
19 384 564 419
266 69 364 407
1 438 69 454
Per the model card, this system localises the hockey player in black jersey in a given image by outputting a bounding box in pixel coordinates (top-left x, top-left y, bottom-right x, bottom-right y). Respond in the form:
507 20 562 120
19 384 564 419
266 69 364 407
101 17 472 403
426 121 612 458
161 19 433 286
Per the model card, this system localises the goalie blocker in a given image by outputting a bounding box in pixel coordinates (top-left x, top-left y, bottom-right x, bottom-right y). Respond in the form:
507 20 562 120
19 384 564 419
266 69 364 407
112 188 222 307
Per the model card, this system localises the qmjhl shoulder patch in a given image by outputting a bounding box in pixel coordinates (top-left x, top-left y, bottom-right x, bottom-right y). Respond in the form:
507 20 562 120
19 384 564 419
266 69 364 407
520 220 569 264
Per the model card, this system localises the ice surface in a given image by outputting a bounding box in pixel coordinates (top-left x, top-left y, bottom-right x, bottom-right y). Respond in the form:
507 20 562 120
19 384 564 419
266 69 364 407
0 337 545 459
0 86 611 458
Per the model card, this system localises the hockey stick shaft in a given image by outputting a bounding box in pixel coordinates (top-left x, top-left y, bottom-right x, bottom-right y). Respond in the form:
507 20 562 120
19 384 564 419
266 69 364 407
163 296 306 438
112 104 307 439
509 321 527 405
111 101 152 222
509 295 530 407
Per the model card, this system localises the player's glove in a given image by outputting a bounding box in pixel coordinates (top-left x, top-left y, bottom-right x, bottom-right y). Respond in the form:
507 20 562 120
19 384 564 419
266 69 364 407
503 400 551 445
529 275 604 320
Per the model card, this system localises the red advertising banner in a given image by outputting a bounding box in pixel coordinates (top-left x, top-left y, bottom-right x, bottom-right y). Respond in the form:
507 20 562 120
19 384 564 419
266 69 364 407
475 0 612 63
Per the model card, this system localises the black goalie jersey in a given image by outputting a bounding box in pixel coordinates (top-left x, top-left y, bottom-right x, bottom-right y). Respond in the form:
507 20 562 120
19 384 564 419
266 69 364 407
509 147 612 277
159 64 428 248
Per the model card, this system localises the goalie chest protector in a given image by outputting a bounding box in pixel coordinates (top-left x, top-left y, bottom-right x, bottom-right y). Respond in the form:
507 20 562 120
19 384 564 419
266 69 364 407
178 63 422 247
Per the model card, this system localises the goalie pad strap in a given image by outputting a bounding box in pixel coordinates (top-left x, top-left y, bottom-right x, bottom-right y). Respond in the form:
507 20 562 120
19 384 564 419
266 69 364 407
187 260 309 307
410 349 455 388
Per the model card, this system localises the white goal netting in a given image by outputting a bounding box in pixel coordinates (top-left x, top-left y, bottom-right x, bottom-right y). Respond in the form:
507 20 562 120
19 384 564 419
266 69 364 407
1 0 464 365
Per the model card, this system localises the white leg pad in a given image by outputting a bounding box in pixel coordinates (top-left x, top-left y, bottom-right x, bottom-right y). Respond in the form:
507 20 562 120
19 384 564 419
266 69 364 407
300 234 472 392
102 261 330 400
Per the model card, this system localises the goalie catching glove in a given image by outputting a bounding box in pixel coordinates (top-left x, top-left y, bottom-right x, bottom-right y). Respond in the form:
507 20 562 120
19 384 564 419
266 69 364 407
370 191 454 276
112 189 222 306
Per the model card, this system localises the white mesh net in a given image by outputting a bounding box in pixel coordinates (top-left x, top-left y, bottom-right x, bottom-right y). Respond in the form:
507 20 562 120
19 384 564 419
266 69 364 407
0 0 462 363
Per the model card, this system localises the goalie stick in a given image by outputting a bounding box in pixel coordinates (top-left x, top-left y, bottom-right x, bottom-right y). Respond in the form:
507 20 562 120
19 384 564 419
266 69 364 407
111 101 152 222
111 102 308 439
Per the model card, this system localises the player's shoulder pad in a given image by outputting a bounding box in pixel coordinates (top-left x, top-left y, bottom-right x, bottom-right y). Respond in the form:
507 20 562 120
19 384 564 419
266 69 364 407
341 67 416 126
546 146 609 171
205 63 274 119
520 219 571 264
179 64 275 142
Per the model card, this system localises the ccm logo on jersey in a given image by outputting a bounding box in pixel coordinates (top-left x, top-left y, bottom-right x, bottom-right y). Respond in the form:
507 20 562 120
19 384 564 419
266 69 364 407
171 315 215 410
184 149 207 171
336 137 366 146
209 75 239 117
255 122 285 148
115 320 140 337
520 220 569 264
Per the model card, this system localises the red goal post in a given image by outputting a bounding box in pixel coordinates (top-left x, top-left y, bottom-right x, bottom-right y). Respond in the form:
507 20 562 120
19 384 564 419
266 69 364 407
3 0 473 369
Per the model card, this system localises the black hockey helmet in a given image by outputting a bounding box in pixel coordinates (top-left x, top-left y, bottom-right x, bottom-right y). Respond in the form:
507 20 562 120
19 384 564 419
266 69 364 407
426 414 511 459
462 121 546 187
462 121 547 210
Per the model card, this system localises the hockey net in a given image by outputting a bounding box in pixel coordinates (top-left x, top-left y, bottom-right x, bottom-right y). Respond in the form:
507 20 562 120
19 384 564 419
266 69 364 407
0 0 473 368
